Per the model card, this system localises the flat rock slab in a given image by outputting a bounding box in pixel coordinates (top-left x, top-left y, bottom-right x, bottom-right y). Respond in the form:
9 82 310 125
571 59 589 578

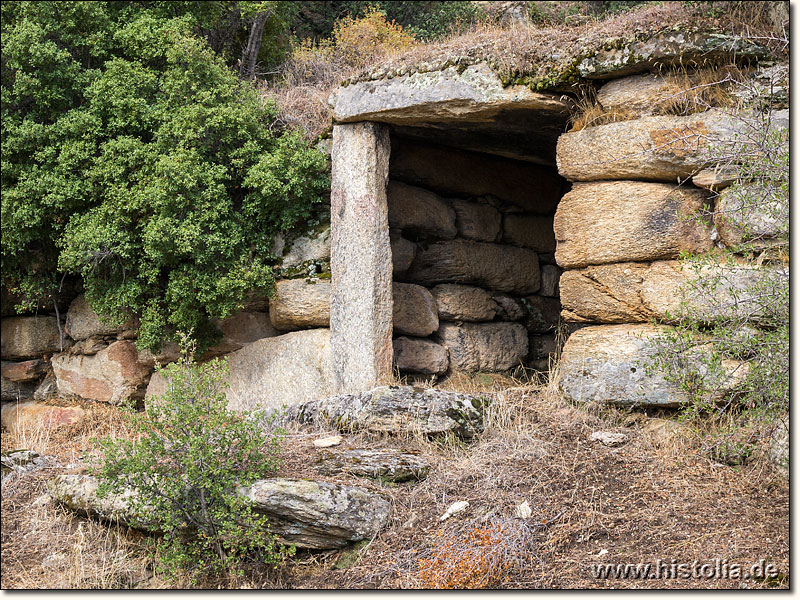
1 359 49 382
331 63 570 124
1 401 85 435
556 324 748 407
48 474 391 550
1 316 63 360
286 385 490 439
269 279 331 331
315 448 430 482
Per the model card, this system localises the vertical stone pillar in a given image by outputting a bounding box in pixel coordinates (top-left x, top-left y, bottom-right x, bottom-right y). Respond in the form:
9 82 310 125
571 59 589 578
330 122 393 393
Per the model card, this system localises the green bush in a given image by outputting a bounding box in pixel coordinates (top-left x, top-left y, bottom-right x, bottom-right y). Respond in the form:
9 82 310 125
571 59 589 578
1 2 329 353
93 343 290 580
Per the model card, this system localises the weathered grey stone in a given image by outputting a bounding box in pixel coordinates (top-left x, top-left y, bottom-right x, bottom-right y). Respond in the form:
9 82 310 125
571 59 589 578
576 31 766 80
1 359 48 383
269 279 331 331
714 184 787 250
539 265 560 297
70 336 107 356
137 341 181 369
1 374 37 403
769 415 788 472
590 431 629 447
65 295 137 341
554 182 713 268
387 181 457 239
491 294 525 321
279 226 331 269
330 122 394 394
393 283 438 337
522 296 560 333
207 311 279 355
451 200 501 242
1 401 85 435
331 62 570 124
33 373 58 401
226 329 333 412
51 341 152 405
315 448 430 482
393 337 449 375
431 284 498 322
48 474 391 550
556 324 748 407
559 260 782 325
390 230 416 277
406 240 540 294
556 110 740 182
288 385 490 439
1 316 63 360
438 322 528 372
502 214 556 252
390 139 563 214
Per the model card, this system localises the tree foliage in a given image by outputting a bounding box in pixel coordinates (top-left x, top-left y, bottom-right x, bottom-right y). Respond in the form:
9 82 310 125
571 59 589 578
2 1 328 353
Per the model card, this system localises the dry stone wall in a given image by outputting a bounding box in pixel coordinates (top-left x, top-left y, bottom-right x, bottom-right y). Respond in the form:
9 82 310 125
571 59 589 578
387 141 565 376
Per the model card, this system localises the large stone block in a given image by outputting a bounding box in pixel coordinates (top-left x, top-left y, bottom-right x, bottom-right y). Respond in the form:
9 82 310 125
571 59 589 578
714 184 787 251
502 214 556 252
556 110 739 182
1 359 48 383
1 316 63 360
451 200 501 242
393 282 438 337
64 295 137 341
390 139 563 214
207 311 279 355
406 240 540 294
596 73 679 117
387 181 456 239
437 322 528 372
51 341 152 405
390 230 416 278
553 181 713 268
393 337 449 375
226 328 334 412
560 260 782 325
330 122 393 393
275 226 331 270
432 284 498 322
556 324 747 407
269 279 331 331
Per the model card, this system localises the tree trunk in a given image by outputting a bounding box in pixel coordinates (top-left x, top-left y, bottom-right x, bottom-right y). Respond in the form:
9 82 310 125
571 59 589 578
239 10 270 81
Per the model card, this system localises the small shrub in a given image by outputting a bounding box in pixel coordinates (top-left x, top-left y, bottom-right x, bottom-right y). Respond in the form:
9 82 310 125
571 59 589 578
92 341 291 581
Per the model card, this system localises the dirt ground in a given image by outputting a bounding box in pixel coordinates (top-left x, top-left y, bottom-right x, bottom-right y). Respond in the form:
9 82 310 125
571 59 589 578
1 379 789 589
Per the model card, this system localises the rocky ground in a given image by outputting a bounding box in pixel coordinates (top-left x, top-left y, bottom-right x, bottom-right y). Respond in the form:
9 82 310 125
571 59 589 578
0 374 789 589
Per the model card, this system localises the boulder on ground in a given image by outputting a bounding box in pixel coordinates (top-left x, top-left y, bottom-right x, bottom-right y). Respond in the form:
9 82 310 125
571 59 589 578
48 474 391 550
207 311 279 355
393 337 449 375
769 415 788 472
315 448 430 482
1 401 85 435
406 240 540 294
269 279 330 331
556 110 739 182
451 200 501 242
287 385 490 439
64 295 137 341
393 283 439 337
225 328 333 412
438 322 528 372
432 284 498 322
390 230 416 278
556 324 748 407
51 341 152 405
387 181 456 240
502 214 556 252
554 181 712 268
1 316 63 360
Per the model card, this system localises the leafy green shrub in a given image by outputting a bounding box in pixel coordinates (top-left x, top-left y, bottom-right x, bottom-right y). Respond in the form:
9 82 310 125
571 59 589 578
1 2 329 353
93 344 290 580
